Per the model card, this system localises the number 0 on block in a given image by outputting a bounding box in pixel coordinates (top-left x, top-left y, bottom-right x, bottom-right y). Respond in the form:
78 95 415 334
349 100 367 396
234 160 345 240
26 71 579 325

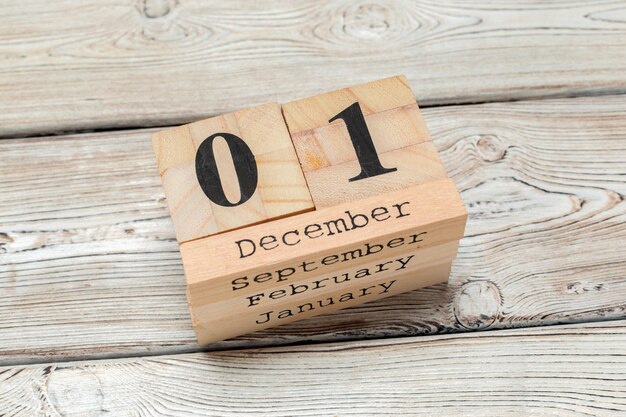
152 103 314 243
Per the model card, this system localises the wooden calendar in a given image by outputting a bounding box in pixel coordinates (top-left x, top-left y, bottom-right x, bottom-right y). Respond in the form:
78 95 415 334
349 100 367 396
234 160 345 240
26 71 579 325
152 76 467 344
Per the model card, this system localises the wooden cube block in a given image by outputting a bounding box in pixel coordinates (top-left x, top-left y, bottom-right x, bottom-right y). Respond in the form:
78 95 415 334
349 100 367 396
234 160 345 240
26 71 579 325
152 103 314 243
282 75 446 207
152 76 467 345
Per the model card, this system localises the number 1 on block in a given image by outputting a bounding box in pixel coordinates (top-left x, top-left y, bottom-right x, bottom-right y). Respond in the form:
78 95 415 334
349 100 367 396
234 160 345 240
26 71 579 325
282 75 448 207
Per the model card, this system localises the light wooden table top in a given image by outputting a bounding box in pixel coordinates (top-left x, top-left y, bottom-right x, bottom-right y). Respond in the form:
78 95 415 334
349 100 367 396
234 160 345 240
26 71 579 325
1 1 625 415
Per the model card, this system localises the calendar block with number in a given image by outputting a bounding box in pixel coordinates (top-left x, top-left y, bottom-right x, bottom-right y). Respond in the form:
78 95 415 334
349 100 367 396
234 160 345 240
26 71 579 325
152 76 467 344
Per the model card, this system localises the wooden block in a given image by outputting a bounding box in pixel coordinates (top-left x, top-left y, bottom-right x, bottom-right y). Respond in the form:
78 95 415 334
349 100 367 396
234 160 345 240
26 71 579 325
282 75 446 207
152 103 314 243
180 179 467 344
150 76 466 345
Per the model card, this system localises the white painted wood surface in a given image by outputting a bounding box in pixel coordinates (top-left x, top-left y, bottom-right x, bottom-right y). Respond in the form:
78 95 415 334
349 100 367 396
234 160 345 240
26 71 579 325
1 94 624 365
2 2 626 412
1 320 625 416
2 0 626 137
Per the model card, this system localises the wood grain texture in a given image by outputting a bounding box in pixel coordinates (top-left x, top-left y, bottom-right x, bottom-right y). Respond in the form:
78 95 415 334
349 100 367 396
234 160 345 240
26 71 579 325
152 102 313 243
1 321 625 416
287 77 446 206
1 94 625 365
292 104 433 171
2 0 626 137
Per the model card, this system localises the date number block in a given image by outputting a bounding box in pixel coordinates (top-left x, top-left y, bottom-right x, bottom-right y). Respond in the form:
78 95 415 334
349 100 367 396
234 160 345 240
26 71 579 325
283 76 447 207
152 102 314 243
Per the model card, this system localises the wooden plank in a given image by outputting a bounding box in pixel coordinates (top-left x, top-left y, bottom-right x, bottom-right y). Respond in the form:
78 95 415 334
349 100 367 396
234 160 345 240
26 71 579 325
1 321 625 416
1 94 625 364
2 1 626 137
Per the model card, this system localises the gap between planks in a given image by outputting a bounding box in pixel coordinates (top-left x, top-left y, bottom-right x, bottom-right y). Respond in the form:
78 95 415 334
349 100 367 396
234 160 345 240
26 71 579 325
1 316 624 369
1 88 624 141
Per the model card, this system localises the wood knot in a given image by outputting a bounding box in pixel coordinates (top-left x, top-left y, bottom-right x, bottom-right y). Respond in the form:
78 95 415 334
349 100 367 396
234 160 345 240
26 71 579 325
47 368 107 415
343 3 391 39
566 281 606 294
0 232 14 254
141 0 172 18
305 152 328 170
453 280 502 330
476 135 506 162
